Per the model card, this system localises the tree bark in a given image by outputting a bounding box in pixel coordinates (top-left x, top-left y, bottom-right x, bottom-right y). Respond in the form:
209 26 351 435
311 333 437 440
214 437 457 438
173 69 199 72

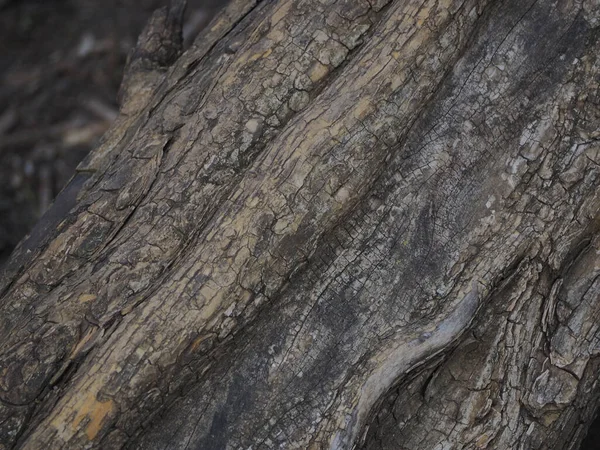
2 0 600 448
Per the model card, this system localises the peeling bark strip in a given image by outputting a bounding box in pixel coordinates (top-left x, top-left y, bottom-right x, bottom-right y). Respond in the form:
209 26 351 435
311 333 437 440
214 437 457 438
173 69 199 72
331 282 480 449
1 0 600 448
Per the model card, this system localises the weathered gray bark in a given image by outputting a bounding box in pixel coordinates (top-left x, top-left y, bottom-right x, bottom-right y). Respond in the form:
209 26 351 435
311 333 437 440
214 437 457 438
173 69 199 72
1 0 600 448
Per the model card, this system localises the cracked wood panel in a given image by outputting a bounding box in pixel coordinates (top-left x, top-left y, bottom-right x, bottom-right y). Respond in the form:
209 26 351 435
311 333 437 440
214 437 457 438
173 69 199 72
1 0 600 448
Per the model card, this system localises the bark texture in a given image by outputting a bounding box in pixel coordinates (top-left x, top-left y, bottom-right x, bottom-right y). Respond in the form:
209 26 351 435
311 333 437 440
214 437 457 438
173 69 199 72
2 0 600 448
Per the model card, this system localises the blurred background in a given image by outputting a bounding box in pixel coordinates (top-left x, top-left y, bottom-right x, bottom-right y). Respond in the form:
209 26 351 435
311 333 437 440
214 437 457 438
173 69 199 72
0 0 223 266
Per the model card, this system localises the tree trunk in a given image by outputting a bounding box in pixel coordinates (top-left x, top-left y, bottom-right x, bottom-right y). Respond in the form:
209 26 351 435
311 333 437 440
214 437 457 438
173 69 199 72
2 0 600 448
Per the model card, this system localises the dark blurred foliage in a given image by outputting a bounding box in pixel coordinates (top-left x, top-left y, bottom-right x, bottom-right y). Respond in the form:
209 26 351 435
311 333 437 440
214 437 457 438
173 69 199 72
0 0 223 265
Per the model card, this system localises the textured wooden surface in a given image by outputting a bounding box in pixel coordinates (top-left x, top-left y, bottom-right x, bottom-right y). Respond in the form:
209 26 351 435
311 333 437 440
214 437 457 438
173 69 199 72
2 0 600 448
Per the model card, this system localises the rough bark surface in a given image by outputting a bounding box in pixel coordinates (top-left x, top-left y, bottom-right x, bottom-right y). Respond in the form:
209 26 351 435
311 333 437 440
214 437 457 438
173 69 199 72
1 0 600 448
